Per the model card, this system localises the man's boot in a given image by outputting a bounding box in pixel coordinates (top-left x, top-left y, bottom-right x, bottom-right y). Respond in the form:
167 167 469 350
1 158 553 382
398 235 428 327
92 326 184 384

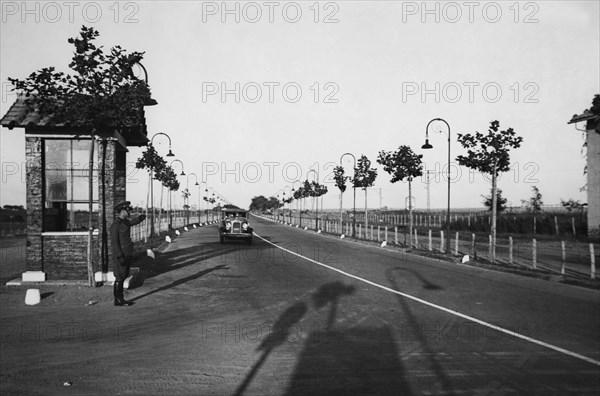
114 281 133 306
118 281 134 306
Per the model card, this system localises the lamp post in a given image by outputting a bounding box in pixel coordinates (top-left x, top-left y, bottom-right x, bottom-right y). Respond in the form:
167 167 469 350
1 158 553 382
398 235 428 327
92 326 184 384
423 118 451 254
307 169 319 231
340 153 357 237
291 181 300 226
149 133 174 237
187 172 199 224
283 185 292 223
170 159 185 230
199 181 208 223
277 189 286 222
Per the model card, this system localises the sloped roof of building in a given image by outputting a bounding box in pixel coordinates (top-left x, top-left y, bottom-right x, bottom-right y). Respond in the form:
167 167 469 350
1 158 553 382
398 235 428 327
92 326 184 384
568 109 600 132
0 97 149 146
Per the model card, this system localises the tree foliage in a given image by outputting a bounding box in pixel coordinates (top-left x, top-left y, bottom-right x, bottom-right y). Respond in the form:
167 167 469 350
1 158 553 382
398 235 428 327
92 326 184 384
135 144 180 191
8 26 152 131
560 198 584 212
456 120 523 174
522 185 543 213
352 155 377 189
482 188 508 213
333 166 348 193
249 195 282 211
377 145 423 183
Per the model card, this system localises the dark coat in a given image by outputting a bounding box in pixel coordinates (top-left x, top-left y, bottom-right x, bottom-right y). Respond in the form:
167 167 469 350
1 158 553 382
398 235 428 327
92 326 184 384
110 216 144 281
110 216 144 259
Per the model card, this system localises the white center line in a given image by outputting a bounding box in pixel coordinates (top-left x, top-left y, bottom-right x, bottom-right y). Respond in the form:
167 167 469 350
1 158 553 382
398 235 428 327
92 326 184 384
254 232 600 367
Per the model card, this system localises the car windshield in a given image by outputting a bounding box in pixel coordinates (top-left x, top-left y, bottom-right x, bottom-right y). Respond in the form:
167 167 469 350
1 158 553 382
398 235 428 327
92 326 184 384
224 211 247 219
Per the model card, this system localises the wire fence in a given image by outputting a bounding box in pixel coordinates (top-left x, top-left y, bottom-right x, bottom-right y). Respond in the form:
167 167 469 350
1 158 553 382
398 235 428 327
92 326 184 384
264 212 598 280
276 205 591 239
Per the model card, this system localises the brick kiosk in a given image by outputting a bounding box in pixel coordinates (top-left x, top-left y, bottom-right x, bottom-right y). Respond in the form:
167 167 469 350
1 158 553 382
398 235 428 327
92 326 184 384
1 97 150 282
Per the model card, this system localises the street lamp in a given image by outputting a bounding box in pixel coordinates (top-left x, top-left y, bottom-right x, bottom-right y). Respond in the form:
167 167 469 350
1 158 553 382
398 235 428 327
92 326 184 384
283 185 292 223
169 159 185 229
134 61 158 106
307 169 319 231
291 181 300 226
199 181 208 223
149 132 175 237
187 172 199 224
423 118 451 254
340 152 357 238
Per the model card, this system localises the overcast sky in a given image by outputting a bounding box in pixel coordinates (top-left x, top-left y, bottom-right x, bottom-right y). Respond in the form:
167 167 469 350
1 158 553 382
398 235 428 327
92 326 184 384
1 1 598 211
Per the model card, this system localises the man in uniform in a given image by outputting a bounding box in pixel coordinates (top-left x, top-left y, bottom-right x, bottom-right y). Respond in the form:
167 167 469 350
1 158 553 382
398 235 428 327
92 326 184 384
110 201 146 306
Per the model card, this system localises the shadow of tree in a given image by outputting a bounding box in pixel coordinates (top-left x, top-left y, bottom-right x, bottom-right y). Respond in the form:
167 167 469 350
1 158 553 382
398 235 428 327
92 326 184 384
130 239 271 288
284 326 410 396
234 301 308 396
312 281 356 330
284 281 410 395
233 281 412 395
128 264 229 302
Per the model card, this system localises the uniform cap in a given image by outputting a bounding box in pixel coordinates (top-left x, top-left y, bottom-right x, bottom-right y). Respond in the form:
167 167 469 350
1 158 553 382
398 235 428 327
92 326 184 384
115 201 132 212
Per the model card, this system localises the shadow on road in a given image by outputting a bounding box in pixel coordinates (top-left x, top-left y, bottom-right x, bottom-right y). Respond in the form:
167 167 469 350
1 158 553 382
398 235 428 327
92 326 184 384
285 281 411 395
234 281 412 395
128 264 229 302
131 239 271 288
234 301 308 396
386 267 453 394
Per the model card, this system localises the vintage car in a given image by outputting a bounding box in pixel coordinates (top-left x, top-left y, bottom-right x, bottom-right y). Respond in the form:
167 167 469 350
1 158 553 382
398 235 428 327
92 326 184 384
219 208 254 244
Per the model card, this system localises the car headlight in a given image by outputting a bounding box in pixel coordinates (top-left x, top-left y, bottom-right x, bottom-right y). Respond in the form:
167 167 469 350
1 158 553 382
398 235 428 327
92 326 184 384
225 222 232 230
242 223 248 230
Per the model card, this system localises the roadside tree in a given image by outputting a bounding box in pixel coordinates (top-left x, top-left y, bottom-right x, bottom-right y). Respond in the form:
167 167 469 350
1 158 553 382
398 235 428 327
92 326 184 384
457 120 523 261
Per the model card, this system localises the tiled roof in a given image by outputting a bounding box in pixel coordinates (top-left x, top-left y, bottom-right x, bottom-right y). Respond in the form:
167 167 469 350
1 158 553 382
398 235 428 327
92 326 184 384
1 97 149 146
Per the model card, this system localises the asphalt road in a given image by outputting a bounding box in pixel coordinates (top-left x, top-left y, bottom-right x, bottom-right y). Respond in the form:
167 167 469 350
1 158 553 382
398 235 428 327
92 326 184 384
1 215 599 395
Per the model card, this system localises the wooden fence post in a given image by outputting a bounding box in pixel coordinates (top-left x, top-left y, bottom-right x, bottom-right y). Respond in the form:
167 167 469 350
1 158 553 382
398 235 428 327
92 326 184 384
428 229 432 251
555 216 559 236
572 218 576 237
591 244 596 280
395 226 398 245
414 229 418 248
471 233 475 257
440 231 444 252
561 241 566 275
455 232 459 255
509 236 513 265
532 238 537 270
488 234 492 259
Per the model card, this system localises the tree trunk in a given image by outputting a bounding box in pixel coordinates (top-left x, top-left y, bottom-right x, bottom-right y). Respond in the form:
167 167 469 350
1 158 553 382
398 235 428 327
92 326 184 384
339 191 343 233
87 136 96 287
491 162 498 262
364 188 368 230
158 185 164 234
408 178 413 246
